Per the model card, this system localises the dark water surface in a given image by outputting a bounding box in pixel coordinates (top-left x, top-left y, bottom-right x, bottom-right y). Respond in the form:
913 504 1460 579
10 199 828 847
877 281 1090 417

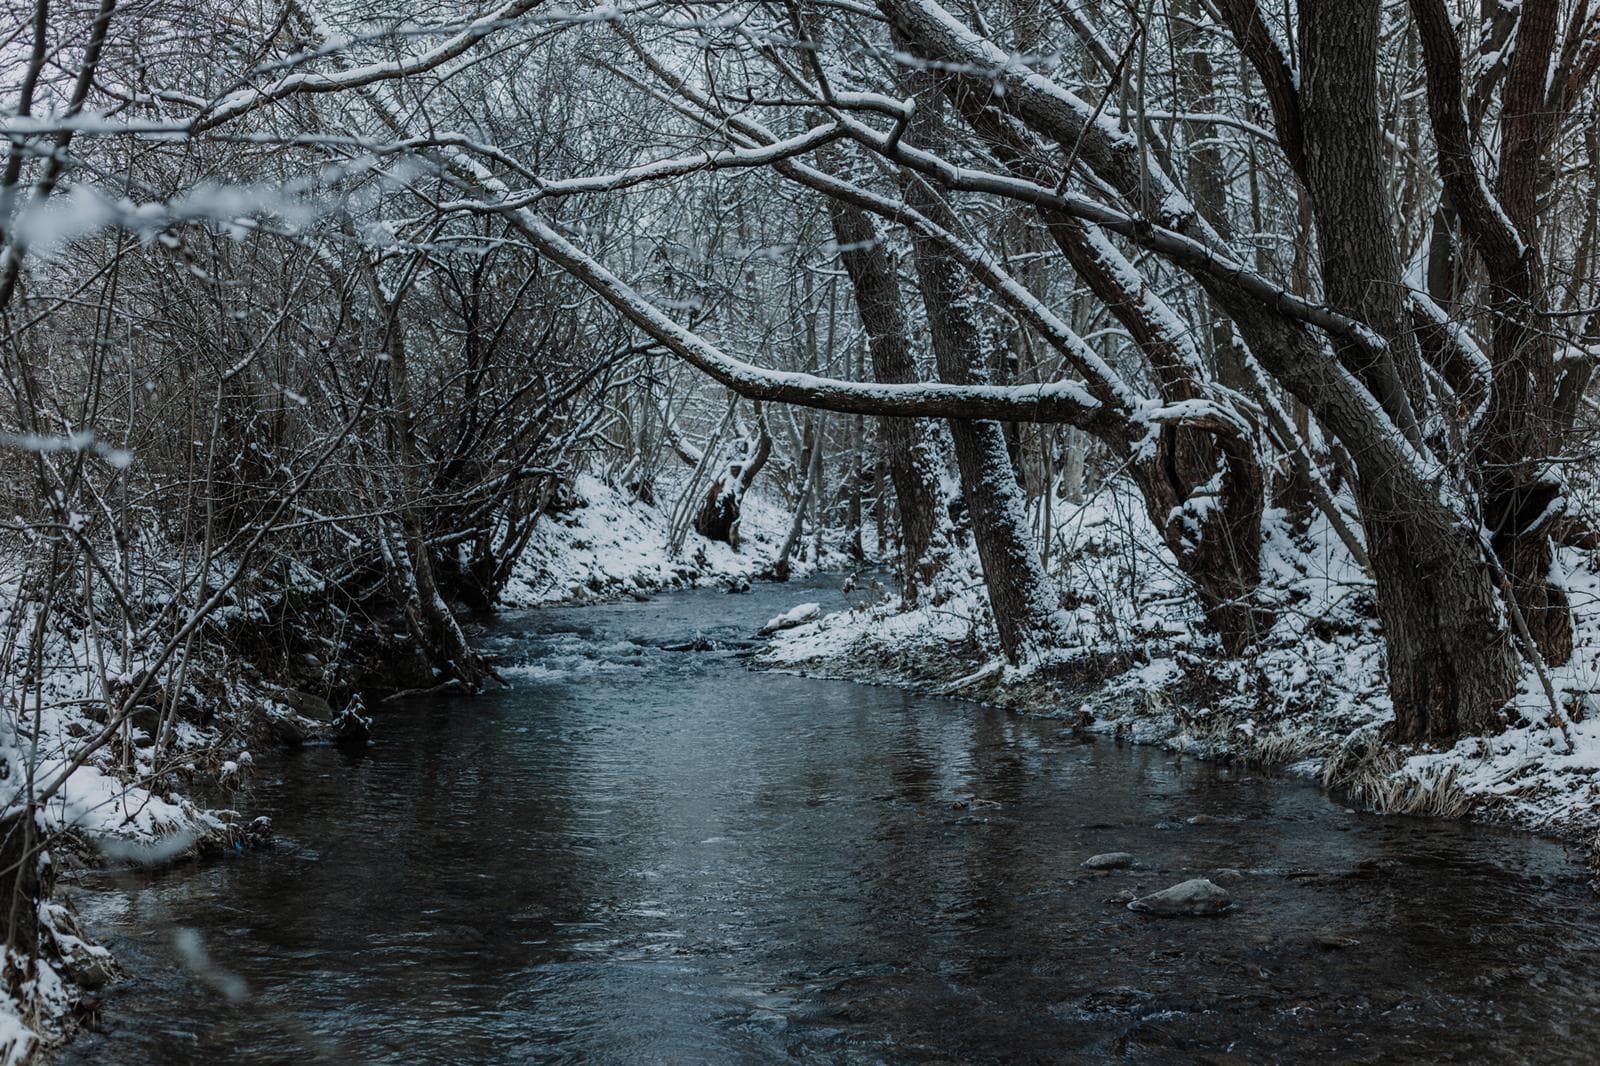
56 576 1600 1064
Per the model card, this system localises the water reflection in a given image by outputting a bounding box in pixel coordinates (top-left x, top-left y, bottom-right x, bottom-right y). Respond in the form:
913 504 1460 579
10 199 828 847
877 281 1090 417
56 577 1600 1065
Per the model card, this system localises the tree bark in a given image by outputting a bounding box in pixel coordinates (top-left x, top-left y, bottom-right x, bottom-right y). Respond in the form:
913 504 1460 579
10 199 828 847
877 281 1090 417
692 407 772 547
900 73 1065 662
827 196 948 599
1272 0 1523 738
1299 0 1426 441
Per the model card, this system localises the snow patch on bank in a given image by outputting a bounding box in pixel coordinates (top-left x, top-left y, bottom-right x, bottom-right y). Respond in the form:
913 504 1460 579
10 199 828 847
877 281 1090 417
1395 547 1600 835
0 564 255 1060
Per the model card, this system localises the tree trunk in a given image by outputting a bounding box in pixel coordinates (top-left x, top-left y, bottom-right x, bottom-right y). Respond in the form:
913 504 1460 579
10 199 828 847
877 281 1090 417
901 76 1065 663
772 418 819 580
943 416 1065 662
827 196 948 599
1360 474 1522 744
1299 0 1427 441
1289 0 1526 736
1 810 43 962
692 406 772 548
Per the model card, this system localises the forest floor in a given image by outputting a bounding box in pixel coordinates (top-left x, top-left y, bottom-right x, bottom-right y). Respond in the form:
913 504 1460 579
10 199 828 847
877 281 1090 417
760 488 1600 858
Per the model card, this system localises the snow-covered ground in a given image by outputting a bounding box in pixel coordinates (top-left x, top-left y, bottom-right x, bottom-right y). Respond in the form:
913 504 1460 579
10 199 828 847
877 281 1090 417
499 473 819 606
762 485 1600 849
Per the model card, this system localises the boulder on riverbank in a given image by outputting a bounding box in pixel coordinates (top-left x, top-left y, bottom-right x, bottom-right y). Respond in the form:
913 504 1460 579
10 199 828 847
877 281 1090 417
331 697 372 748
262 692 372 748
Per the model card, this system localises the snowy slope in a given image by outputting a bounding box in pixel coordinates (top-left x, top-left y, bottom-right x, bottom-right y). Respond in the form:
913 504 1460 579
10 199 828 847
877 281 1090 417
499 473 808 606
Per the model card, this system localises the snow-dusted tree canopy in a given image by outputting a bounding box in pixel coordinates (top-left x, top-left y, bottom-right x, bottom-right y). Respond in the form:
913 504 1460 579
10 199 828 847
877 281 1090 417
2 0 1599 1054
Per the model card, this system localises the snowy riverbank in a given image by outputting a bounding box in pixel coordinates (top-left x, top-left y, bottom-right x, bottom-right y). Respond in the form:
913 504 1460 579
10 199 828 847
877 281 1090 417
498 474 823 607
0 570 258 1063
759 486 1600 854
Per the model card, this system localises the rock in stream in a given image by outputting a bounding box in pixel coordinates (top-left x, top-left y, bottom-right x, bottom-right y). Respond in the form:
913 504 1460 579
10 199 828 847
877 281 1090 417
1081 852 1135 870
1127 878 1233 916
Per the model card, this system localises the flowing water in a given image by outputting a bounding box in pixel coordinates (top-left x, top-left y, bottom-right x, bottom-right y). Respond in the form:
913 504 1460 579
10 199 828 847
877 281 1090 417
55 576 1600 1064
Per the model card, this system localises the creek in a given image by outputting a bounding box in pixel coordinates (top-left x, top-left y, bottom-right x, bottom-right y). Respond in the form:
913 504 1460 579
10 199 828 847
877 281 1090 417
55 576 1600 1064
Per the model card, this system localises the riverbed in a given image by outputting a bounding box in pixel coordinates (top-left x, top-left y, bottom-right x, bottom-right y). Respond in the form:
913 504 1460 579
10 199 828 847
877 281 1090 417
55 576 1600 1064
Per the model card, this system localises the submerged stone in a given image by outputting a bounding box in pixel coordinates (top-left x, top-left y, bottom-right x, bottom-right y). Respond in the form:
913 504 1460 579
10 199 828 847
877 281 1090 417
1314 930 1361 949
1081 851 1135 870
1127 878 1232 916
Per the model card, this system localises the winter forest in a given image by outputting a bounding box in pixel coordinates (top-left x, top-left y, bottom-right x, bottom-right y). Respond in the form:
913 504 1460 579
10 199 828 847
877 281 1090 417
3 0 1600 1060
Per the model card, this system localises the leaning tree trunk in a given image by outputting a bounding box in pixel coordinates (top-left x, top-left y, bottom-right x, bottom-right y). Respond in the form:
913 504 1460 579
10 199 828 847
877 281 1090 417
901 44 1269 651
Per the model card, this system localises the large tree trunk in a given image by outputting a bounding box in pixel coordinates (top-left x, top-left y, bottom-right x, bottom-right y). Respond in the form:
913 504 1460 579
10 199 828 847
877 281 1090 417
1288 0 1526 738
827 196 948 599
1299 0 1427 440
900 76 1065 662
1359 473 1522 744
